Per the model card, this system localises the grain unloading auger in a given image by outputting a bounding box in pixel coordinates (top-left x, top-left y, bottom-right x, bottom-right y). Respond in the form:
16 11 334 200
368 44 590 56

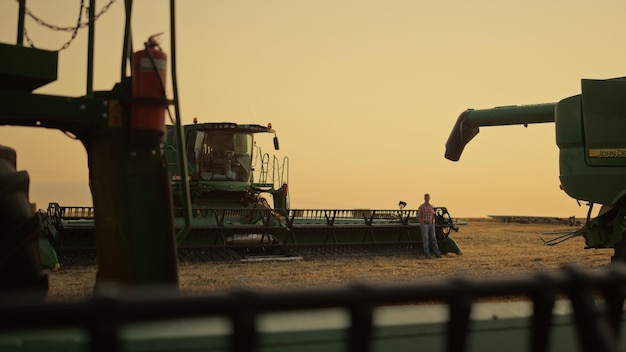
446 77 626 261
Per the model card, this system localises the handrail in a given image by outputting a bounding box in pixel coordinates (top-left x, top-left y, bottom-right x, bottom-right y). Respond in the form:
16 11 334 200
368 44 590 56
86 0 95 96
168 0 192 244
121 0 132 81
16 0 26 45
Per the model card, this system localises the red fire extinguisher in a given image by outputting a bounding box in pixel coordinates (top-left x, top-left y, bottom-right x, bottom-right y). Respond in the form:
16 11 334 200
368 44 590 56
131 33 167 142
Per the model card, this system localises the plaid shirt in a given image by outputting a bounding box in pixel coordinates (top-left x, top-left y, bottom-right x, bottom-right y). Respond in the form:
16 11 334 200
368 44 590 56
417 203 434 224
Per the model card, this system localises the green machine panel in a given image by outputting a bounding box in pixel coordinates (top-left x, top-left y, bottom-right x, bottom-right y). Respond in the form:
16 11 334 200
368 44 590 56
0 43 58 91
582 78 626 166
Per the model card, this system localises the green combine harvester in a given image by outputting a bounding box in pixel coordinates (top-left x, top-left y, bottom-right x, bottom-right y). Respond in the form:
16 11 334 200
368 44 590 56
1 1 625 352
445 82 626 262
39 119 462 268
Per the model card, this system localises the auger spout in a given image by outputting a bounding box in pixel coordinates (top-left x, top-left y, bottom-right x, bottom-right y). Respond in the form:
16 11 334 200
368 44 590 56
445 103 556 161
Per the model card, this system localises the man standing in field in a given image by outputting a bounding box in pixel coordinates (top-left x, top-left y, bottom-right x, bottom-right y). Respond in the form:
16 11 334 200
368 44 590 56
417 193 442 259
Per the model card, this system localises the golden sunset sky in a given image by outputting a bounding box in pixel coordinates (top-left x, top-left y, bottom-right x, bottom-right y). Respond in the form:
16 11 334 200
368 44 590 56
2 0 626 218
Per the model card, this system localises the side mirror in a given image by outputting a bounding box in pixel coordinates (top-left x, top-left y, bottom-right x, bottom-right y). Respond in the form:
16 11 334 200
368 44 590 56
273 136 280 150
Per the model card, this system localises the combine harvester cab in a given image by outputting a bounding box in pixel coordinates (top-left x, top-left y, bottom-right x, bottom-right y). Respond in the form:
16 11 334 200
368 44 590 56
164 120 286 210
445 78 626 261
164 121 291 256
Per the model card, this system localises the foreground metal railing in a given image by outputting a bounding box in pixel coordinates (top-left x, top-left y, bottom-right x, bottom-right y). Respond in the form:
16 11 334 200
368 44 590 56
47 202 95 220
0 264 624 352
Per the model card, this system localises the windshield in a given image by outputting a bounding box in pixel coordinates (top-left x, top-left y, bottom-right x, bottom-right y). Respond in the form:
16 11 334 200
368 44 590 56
196 131 253 182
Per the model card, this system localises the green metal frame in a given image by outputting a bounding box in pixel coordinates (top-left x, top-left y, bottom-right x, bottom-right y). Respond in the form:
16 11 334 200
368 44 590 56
1 0 182 287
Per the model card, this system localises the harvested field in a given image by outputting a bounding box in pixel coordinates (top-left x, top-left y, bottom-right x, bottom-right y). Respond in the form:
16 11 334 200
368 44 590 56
45 218 612 302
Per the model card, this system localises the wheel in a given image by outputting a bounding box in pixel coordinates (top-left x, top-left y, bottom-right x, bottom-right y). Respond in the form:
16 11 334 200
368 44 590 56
0 145 48 298
435 207 454 239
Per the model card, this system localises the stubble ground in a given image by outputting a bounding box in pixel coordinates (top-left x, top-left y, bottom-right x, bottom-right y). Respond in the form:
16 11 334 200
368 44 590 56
45 218 611 301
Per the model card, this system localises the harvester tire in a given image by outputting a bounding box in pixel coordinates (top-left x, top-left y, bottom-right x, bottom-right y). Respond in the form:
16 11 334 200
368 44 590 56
0 145 48 299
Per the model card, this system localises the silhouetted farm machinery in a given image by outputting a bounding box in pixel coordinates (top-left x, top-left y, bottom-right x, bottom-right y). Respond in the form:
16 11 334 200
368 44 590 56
0 1 624 351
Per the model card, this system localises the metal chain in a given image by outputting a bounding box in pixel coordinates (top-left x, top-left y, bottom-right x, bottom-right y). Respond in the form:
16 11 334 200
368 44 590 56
19 0 118 51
